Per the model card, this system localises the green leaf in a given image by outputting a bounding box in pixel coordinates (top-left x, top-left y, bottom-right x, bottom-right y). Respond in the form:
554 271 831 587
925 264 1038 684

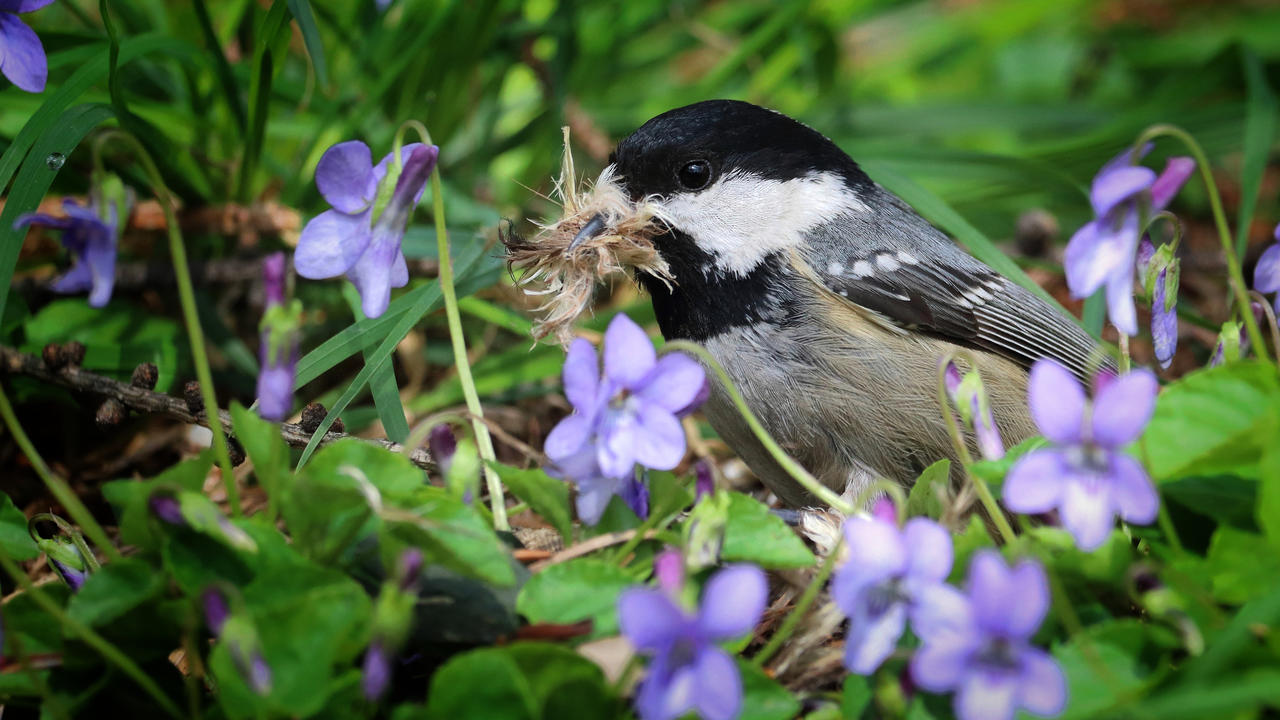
22 299 183 389
286 0 328 87
1145 362 1280 481
297 437 425 503
721 492 815 569
425 647 538 720
0 491 38 561
907 459 949 519
491 462 573 542
1052 621 1147 720
1205 527 1280 604
66 557 164 627
737 658 801 720
230 402 291 502
516 558 639 636
1258 413 1280 550
1126 670 1280 719
649 470 695 524
506 642 618 719
842 675 873 719
391 485 516 586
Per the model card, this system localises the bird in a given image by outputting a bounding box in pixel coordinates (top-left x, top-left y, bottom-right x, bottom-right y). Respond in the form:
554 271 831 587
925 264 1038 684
570 99 1108 508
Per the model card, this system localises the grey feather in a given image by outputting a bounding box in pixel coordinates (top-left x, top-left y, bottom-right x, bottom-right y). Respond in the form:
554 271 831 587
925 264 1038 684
799 184 1107 380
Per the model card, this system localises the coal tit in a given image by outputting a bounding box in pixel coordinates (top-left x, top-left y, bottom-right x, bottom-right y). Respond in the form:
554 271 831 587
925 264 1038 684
575 100 1106 507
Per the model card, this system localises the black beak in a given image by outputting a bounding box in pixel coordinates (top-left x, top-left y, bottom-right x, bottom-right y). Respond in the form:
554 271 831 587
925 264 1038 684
568 213 608 251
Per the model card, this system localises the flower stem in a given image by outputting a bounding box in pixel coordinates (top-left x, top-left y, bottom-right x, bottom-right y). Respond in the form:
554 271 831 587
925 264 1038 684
752 535 842 667
1248 290 1280 360
935 353 1017 545
0 545 183 719
0 385 121 561
660 341 856 515
1133 124 1271 365
1118 334 1131 373
93 131 240 516
396 121 507 531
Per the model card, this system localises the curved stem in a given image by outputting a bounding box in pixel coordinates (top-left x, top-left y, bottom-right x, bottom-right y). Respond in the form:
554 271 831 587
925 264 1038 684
396 121 507 530
1248 291 1280 360
935 352 1017 545
1133 124 1271 364
0 385 121 560
752 535 842 667
0 545 183 718
93 130 240 516
661 340 855 515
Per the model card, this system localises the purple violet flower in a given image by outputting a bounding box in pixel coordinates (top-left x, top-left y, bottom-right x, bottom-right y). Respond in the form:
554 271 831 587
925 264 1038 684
362 639 391 701
1003 359 1159 550
911 551 1066 720
0 1 52 93
619 564 766 720
693 460 714 500
294 140 438 318
256 252 300 421
1254 223 1280 320
1151 266 1178 369
149 494 185 525
428 424 457 476
832 507 955 674
545 314 706 524
16 193 126 307
202 588 230 635
1064 147 1194 336
621 473 650 520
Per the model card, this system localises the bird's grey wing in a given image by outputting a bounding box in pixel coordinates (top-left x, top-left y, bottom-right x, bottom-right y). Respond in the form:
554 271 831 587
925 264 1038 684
797 187 1106 379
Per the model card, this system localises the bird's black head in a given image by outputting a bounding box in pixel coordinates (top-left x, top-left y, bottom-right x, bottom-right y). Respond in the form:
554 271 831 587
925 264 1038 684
612 99 868 199
601 100 874 340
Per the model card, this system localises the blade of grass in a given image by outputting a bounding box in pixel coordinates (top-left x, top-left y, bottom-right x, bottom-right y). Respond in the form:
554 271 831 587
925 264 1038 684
193 0 247 132
1235 47 1276 260
287 0 329 87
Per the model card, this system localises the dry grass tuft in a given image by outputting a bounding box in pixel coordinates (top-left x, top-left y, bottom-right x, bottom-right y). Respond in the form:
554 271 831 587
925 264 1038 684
503 128 672 345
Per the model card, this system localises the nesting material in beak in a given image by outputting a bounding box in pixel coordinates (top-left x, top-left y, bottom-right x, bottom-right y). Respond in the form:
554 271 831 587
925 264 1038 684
503 127 673 346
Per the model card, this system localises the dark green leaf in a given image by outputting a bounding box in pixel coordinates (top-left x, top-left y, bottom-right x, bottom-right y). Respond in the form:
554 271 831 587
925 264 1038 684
286 0 328 87
516 558 638 636
0 491 38 561
1234 47 1276 259
230 402 292 501
425 647 538 720
737 658 801 720
491 462 573 542
907 459 950 519
507 642 618 719
102 452 213 551
67 557 164 627
1205 527 1280 604
1053 622 1147 720
721 492 815 569
390 486 516 586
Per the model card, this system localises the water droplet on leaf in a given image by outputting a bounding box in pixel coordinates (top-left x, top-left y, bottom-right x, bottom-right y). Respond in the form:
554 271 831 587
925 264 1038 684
46 153 65 171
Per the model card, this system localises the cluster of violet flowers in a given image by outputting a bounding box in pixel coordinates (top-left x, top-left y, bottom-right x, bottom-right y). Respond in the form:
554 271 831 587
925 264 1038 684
545 314 708 524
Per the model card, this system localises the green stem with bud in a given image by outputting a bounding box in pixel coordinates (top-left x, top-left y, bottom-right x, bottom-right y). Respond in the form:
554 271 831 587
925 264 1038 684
936 352 1017 545
0 386 121 561
1132 124 1270 365
93 130 240 516
393 121 507 531
660 340 856 515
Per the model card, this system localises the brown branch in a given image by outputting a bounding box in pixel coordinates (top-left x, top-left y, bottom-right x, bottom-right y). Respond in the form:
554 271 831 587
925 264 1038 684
0 345 435 471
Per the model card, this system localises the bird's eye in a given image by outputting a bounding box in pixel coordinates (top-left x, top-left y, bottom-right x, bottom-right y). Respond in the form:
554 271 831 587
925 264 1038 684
677 160 712 190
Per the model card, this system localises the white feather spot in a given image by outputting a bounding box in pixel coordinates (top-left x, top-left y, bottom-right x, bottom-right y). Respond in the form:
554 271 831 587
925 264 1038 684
963 290 988 306
851 260 873 278
827 261 844 275
897 251 920 265
651 170 870 276
876 254 901 272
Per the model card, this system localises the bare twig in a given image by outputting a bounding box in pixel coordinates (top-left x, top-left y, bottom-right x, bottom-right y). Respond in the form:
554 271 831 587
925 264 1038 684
0 345 435 471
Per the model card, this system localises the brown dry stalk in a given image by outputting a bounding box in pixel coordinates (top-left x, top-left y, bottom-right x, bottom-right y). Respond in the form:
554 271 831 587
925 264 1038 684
503 127 673 345
0 344 435 470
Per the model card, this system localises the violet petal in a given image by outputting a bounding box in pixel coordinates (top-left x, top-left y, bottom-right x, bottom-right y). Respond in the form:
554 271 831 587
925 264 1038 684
697 565 766 639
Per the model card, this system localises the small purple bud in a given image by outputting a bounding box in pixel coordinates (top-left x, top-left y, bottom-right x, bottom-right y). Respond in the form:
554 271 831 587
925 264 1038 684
428 424 457 475
694 460 714 500
1135 236 1156 286
50 558 88 592
247 652 273 695
263 252 286 307
362 640 391 701
654 548 684 596
149 494 185 525
397 548 424 592
974 404 1005 461
871 497 897 525
1152 267 1178 369
202 589 230 635
942 360 963 398
621 474 649 520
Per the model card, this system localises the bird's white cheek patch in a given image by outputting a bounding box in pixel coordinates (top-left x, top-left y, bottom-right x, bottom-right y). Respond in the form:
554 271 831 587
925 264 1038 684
654 171 868 276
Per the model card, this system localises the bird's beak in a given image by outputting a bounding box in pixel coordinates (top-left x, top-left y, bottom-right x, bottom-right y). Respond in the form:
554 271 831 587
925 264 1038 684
568 213 608 251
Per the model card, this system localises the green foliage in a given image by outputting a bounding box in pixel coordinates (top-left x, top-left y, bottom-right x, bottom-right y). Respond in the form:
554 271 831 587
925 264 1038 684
516 558 639 636
490 461 573 542
721 491 815 569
